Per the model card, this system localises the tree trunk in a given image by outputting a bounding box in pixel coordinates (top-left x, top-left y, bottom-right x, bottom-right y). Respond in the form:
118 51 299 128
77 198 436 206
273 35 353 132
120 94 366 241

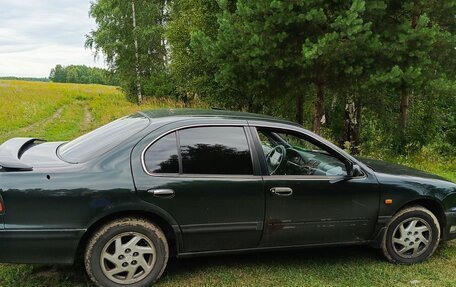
247 96 254 113
131 0 143 104
397 89 410 152
180 93 188 107
343 95 360 154
399 89 409 130
396 13 417 135
313 79 325 135
355 100 362 152
295 94 304 124
161 0 170 67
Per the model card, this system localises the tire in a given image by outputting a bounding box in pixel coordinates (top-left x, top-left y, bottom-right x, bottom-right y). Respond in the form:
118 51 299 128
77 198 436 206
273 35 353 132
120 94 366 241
85 217 169 287
382 206 440 264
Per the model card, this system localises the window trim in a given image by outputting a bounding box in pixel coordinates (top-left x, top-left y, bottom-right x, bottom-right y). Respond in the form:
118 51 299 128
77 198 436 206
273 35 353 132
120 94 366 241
141 124 257 177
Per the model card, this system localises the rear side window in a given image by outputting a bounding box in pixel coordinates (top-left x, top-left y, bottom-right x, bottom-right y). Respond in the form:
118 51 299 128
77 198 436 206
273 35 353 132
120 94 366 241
179 127 253 175
143 126 253 175
144 132 179 174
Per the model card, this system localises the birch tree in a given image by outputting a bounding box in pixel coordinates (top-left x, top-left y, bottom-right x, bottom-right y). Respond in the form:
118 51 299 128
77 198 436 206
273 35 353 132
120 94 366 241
86 0 170 103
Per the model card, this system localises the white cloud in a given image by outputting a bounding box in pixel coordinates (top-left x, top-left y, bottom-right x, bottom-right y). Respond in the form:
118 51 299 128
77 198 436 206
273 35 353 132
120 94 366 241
0 45 105 78
0 0 106 77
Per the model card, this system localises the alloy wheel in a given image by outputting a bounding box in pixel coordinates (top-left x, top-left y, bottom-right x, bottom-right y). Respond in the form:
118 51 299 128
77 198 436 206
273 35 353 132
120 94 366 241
100 232 157 285
391 217 432 258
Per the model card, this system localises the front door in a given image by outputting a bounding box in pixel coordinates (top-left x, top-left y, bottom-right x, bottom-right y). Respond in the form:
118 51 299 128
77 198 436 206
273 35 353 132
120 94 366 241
132 124 264 252
251 127 380 247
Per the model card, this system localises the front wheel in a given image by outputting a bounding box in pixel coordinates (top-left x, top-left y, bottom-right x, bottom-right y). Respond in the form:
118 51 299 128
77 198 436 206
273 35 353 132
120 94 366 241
85 217 169 287
382 206 440 264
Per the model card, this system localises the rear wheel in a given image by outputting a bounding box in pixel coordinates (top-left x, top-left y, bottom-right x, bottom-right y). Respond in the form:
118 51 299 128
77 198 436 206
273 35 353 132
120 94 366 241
85 218 168 287
382 206 440 264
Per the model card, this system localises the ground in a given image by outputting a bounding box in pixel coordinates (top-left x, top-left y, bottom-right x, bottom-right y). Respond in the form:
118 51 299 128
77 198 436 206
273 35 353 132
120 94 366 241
0 80 455 287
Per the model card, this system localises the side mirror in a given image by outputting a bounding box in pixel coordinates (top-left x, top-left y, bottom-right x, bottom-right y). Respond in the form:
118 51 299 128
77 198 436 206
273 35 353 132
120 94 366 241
330 163 364 184
351 164 363 177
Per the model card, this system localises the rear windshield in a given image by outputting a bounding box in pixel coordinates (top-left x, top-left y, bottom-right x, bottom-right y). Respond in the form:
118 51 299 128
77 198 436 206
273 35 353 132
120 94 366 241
58 113 150 163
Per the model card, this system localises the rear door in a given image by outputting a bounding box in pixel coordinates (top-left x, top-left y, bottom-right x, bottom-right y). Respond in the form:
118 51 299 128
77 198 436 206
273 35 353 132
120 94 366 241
131 120 265 253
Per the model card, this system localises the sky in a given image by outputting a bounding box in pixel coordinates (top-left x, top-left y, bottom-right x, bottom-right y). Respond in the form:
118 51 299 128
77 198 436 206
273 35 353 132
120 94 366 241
0 0 106 78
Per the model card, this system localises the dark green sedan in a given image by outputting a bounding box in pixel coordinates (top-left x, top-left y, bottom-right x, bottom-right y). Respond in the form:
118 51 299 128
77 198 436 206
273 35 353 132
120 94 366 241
0 109 455 287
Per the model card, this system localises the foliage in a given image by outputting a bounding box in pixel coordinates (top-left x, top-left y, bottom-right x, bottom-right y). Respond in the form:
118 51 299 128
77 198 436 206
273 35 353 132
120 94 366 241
86 0 456 157
189 0 383 134
166 0 221 104
364 0 456 152
85 0 171 103
49 64 119 86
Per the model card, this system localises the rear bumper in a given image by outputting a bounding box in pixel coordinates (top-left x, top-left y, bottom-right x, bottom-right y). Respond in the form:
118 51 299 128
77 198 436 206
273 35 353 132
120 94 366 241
0 229 85 264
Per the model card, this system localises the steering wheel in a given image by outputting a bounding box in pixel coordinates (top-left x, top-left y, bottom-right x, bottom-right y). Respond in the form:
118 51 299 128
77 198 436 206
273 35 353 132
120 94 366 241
265 145 286 175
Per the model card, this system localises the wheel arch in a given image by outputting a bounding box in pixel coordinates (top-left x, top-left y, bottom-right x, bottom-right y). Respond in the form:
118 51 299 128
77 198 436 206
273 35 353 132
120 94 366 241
398 198 446 237
74 210 181 264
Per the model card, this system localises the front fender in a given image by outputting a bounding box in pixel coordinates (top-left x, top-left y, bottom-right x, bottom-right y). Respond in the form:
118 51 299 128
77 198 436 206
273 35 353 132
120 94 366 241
376 173 453 217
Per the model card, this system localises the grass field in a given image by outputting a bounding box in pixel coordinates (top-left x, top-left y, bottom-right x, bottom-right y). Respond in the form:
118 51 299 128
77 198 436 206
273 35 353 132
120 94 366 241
0 80 455 287
0 80 186 144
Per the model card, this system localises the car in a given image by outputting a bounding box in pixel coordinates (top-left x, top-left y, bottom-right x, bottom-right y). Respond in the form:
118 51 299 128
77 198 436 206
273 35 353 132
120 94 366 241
0 109 455 286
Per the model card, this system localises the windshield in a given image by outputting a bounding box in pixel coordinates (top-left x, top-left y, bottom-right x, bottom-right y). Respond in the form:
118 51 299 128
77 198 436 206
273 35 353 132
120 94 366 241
58 113 150 163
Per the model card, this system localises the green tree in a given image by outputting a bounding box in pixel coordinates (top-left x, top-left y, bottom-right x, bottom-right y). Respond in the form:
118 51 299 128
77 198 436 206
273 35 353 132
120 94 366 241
86 0 170 103
49 64 119 86
49 64 67 83
167 0 221 104
368 0 456 151
84 0 456 157
191 0 378 135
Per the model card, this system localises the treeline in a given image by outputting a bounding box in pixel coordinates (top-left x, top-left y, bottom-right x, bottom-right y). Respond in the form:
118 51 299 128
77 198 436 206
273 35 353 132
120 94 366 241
0 77 49 82
49 64 119 86
86 0 456 155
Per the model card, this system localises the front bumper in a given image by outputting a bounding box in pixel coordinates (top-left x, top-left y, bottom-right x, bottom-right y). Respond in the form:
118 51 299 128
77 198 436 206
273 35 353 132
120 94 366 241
443 212 456 241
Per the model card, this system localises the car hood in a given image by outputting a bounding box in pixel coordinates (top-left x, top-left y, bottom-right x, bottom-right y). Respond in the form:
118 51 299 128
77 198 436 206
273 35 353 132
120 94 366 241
356 156 450 182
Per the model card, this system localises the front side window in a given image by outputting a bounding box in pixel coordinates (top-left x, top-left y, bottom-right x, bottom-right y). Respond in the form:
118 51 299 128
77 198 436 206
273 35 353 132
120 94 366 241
144 132 179 174
179 127 253 175
256 128 347 176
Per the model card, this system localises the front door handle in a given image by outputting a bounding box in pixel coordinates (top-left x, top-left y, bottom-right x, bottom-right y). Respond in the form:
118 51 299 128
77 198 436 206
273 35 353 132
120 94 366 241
147 189 175 198
271 187 293 196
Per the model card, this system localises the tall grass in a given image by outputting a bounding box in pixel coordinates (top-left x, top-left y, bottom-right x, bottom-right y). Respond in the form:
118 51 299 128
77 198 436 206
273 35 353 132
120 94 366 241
0 80 187 143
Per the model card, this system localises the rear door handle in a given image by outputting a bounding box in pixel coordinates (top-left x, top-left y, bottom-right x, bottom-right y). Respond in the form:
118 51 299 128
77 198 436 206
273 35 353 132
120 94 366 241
147 189 175 198
271 187 293 196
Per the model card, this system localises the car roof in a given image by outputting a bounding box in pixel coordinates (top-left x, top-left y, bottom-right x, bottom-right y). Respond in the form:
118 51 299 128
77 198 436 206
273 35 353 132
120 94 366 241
139 108 299 126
